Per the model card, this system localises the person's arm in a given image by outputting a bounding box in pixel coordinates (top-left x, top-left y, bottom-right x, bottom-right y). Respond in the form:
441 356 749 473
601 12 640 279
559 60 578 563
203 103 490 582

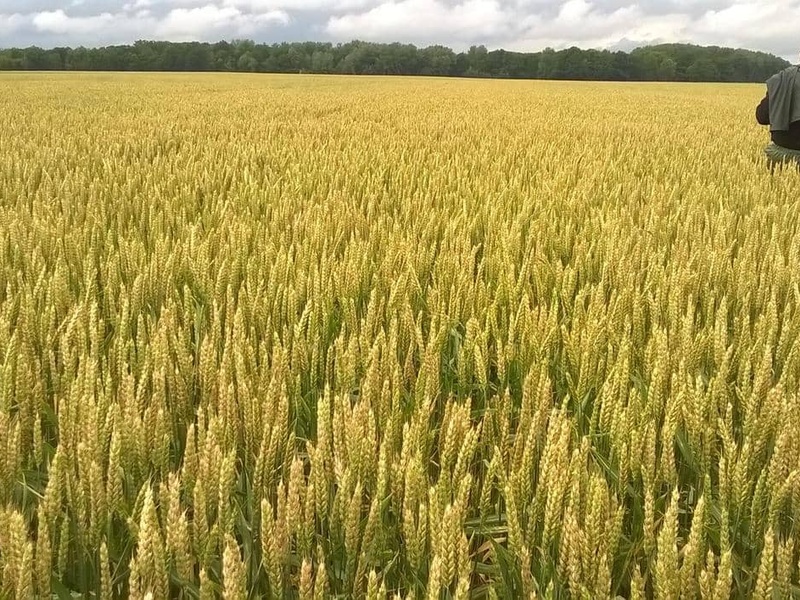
756 93 770 125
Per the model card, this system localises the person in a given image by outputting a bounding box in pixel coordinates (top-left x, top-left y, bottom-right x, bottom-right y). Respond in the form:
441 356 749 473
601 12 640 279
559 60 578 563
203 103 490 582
755 59 800 170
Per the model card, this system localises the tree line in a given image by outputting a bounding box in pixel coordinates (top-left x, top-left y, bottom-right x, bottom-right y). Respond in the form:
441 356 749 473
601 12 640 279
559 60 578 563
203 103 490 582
0 39 790 82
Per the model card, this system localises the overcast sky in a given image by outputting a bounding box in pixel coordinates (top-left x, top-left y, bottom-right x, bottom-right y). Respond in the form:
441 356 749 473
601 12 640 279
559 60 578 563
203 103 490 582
0 0 798 60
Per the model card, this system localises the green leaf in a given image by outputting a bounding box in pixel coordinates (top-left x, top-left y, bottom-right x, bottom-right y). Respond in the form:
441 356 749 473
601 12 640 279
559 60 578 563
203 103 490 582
50 577 80 600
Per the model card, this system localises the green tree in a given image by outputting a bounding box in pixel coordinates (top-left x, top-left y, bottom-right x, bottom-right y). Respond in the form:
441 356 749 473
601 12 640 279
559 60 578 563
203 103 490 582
657 57 677 80
0 40 790 83
419 45 455 75
311 50 334 73
237 52 258 72
686 58 719 81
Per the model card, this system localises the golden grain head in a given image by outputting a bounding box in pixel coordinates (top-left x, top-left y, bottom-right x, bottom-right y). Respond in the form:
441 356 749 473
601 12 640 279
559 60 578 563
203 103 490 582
0 72 798 598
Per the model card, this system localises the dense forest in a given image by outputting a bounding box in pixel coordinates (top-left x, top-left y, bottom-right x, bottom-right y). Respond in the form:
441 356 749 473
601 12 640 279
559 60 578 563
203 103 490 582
0 40 790 82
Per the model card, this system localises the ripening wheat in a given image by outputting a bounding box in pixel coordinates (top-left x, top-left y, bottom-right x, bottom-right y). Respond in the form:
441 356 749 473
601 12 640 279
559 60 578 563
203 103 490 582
0 72 799 599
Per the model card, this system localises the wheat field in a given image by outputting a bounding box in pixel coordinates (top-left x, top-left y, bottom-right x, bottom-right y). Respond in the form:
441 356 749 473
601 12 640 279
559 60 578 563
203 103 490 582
0 72 799 599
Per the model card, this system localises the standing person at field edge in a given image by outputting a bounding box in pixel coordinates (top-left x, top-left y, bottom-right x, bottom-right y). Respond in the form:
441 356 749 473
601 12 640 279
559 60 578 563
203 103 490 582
756 57 800 170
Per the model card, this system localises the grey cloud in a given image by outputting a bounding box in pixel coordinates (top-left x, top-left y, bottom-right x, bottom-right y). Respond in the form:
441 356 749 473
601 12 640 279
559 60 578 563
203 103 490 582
0 0 797 61
0 0 63 10
590 0 731 18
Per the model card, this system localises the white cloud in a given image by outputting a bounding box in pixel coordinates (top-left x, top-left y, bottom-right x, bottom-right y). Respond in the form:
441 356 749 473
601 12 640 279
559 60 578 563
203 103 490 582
323 0 695 51
557 0 591 23
509 4 692 50
155 5 289 40
224 0 373 12
326 0 512 43
122 0 152 10
4 3 291 46
1 0 799 61
33 9 117 34
0 12 25 36
322 0 800 59
690 0 800 56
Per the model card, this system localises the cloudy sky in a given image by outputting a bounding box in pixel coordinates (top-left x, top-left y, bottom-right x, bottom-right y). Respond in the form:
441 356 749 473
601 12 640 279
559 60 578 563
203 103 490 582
0 0 798 60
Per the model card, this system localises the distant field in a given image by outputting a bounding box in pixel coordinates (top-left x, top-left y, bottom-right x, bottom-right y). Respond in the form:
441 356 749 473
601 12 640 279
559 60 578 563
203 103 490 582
1 73 799 599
